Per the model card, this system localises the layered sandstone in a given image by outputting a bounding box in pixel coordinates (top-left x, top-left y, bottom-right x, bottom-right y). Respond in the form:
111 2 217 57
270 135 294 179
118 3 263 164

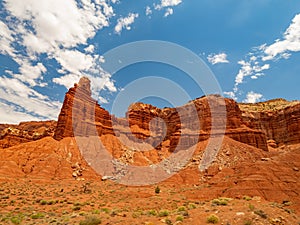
54 77 268 151
0 120 57 148
239 99 300 147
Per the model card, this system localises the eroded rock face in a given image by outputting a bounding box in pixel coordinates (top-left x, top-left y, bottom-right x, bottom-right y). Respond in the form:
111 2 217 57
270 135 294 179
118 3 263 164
239 99 300 147
0 121 57 148
54 77 268 151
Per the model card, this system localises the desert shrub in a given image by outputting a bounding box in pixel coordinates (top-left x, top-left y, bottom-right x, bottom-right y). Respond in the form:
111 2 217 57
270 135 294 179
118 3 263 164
176 215 184 222
248 204 254 211
254 209 267 219
31 212 44 219
40 200 47 205
165 218 172 225
188 203 196 209
212 198 228 206
73 206 81 211
244 220 252 225
101 208 110 214
177 206 186 212
243 196 252 201
79 215 101 225
207 214 219 224
10 216 22 225
158 210 169 217
147 209 157 216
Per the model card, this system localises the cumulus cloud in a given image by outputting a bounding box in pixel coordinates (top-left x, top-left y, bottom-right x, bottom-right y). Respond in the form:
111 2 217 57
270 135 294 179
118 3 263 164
154 0 182 17
146 6 152 16
0 21 15 57
0 101 40 124
0 0 184 123
234 59 269 88
223 91 237 100
0 77 61 121
262 13 300 61
164 8 174 17
114 13 139 34
155 0 182 10
228 13 300 102
243 91 263 103
207 53 229 65
0 0 116 122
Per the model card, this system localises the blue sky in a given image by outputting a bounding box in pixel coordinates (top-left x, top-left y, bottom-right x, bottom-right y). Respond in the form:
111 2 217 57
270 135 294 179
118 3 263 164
0 0 300 123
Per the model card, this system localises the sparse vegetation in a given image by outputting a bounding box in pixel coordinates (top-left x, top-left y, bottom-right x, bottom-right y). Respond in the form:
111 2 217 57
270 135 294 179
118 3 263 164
254 209 267 219
244 220 252 225
176 215 184 222
207 214 219 224
212 198 230 206
158 210 170 217
31 212 44 219
79 215 101 225
243 196 252 201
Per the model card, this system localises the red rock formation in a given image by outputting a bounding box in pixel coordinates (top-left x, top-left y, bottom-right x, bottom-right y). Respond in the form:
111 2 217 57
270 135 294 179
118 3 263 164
0 120 57 148
54 77 268 151
239 99 300 147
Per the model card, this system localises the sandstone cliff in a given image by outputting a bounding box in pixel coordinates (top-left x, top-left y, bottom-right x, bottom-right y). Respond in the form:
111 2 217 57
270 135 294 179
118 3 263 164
239 99 300 148
53 77 268 152
0 120 56 148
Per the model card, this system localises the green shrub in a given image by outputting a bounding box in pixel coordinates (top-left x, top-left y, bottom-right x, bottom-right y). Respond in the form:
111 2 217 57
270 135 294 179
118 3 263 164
176 215 184 222
207 214 219 224
31 212 44 219
79 215 101 225
188 203 196 209
10 216 22 225
177 206 186 212
248 204 254 211
158 210 169 217
244 220 252 225
212 198 228 206
243 196 252 201
101 208 110 214
254 209 267 219
40 200 47 205
147 209 157 216
165 218 172 225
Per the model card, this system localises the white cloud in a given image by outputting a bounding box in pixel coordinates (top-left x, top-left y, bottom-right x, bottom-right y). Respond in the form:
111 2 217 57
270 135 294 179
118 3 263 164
84 44 95 53
5 0 113 52
0 101 41 124
262 13 300 61
155 0 182 10
0 0 184 123
114 13 139 34
234 59 269 92
243 91 263 103
99 96 108 104
207 53 229 65
13 61 47 86
223 91 237 100
0 77 61 121
164 8 173 17
0 21 15 57
54 49 95 75
0 0 116 123
146 6 152 16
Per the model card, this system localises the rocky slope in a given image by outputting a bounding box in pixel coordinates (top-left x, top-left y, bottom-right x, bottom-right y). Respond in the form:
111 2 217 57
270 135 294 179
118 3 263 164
0 77 300 218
